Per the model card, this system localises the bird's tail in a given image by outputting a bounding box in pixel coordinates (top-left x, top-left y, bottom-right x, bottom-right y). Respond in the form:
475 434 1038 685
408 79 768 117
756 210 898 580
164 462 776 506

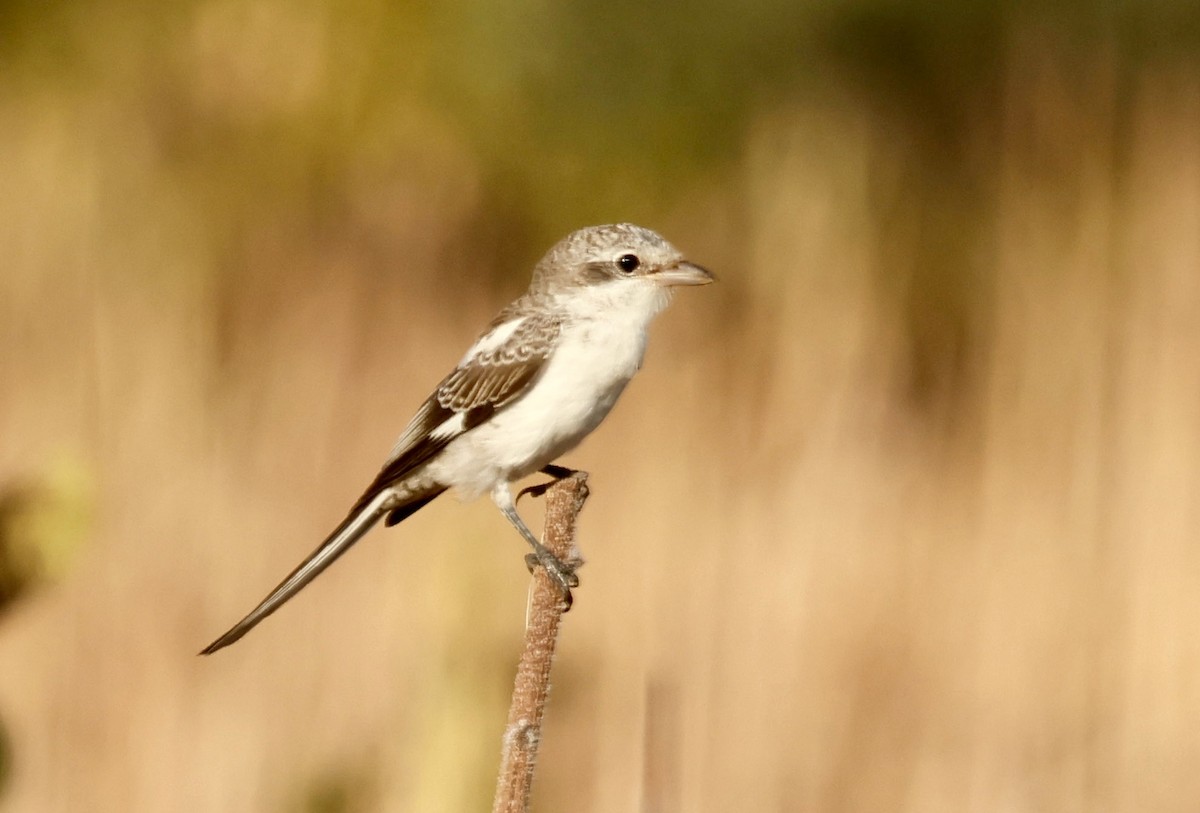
200 487 444 655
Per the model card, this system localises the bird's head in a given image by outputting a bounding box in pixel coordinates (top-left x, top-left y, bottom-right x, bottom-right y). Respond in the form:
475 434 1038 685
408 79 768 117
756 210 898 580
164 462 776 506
531 224 714 312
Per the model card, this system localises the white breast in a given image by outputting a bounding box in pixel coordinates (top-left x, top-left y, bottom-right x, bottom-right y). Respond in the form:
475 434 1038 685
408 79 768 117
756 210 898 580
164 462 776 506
430 279 667 499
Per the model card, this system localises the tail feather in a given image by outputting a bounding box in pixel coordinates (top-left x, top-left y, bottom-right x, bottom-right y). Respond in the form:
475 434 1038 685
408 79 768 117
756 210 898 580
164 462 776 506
200 488 444 655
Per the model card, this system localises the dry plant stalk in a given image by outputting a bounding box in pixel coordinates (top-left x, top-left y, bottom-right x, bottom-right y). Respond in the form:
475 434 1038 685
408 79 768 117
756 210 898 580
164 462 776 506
492 472 588 813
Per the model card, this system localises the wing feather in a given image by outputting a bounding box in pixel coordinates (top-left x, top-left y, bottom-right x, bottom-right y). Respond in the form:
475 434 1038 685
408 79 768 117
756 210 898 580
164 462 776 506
347 311 560 514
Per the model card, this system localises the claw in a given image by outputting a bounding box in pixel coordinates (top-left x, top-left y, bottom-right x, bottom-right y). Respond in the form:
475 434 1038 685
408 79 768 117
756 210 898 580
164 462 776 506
517 465 588 505
524 549 580 609
517 480 555 504
541 464 578 480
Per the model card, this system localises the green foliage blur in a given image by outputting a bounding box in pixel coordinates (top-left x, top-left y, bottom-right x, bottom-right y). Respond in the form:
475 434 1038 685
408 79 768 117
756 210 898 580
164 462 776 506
4 0 1194 267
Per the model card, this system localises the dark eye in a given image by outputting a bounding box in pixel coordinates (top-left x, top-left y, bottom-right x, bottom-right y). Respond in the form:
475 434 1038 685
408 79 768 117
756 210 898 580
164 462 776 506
616 254 640 274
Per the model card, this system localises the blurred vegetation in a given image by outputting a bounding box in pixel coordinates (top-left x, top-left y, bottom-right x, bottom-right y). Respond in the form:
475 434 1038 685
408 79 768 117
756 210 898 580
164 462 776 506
2 0 1200 811
0 460 91 613
4 0 1194 256
0 713 9 804
3 0 1196 370
294 763 378 813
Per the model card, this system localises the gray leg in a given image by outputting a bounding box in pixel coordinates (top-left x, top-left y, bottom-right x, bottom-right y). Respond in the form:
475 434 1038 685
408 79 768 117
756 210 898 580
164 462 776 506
490 484 580 603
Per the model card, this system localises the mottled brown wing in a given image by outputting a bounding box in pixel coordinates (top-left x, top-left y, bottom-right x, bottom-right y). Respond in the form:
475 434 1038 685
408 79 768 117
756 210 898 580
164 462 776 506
436 315 560 411
348 312 561 515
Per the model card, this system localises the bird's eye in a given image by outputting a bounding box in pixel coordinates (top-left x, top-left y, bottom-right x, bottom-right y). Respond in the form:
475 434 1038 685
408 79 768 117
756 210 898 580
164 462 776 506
616 254 640 274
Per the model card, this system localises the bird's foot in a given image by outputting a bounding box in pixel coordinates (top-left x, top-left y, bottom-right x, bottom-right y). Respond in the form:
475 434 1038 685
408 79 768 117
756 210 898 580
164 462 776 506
524 546 582 609
541 463 581 480
517 465 590 504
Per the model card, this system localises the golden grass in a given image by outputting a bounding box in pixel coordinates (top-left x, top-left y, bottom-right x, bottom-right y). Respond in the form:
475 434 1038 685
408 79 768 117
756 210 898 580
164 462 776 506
1 23 1199 813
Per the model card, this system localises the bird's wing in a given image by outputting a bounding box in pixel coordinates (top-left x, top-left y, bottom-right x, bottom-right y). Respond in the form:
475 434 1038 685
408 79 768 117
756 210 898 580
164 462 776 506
353 310 562 516
199 311 560 655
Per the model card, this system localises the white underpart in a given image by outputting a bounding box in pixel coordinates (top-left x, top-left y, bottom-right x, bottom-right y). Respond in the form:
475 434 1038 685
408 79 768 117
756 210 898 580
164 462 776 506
428 277 669 500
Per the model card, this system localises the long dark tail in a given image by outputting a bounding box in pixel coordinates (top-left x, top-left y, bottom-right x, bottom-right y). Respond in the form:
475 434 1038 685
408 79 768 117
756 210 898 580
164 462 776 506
200 488 444 655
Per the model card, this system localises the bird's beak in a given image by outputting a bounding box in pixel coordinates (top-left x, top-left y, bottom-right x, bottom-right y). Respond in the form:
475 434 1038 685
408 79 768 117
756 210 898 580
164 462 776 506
653 260 715 287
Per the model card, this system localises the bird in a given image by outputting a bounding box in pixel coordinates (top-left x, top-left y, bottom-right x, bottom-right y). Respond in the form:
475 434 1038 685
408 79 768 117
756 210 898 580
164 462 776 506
200 223 713 654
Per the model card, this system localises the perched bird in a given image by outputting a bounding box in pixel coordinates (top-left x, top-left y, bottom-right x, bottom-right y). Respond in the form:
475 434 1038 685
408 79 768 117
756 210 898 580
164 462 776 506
201 223 713 654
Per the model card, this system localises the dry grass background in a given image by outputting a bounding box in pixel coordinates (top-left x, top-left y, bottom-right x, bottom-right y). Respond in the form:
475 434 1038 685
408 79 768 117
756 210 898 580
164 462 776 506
1 5 1199 812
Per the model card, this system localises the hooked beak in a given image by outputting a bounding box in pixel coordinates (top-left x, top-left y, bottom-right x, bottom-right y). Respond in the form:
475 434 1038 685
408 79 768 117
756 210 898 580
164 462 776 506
652 260 715 287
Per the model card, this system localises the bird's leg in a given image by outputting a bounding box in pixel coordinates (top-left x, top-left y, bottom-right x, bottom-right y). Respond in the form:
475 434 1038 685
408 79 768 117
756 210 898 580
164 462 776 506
517 464 590 503
491 483 580 606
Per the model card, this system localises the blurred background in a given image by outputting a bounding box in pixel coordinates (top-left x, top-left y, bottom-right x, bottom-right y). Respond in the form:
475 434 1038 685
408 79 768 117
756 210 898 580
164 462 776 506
1 0 1199 810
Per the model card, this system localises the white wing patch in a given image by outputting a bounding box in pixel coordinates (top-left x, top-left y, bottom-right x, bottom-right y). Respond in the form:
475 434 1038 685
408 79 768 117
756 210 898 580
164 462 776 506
428 411 466 440
460 317 527 364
